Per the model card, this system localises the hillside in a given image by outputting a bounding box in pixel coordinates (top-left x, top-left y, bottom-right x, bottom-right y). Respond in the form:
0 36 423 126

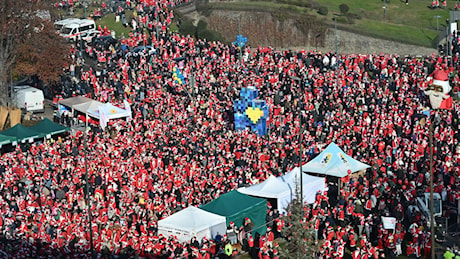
175 0 452 55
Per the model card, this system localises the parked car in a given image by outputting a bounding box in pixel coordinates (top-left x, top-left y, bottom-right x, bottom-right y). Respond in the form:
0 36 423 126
92 35 117 49
79 29 101 43
126 45 156 57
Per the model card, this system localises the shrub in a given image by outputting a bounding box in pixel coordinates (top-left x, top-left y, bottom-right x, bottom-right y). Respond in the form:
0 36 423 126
197 29 223 42
339 3 349 15
179 20 196 38
317 6 328 15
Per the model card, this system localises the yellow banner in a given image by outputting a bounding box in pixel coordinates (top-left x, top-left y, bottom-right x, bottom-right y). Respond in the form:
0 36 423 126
0 107 8 130
9 108 21 127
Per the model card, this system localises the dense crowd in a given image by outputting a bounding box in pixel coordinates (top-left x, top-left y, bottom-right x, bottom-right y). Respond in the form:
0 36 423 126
1 0 460 258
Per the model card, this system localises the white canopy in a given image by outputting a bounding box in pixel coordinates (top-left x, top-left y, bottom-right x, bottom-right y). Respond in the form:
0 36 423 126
88 103 131 120
157 206 227 243
57 96 131 127
301 142 371 178
238 175 292 214
72 100 105 115
58 96 93 108
279 167 326 205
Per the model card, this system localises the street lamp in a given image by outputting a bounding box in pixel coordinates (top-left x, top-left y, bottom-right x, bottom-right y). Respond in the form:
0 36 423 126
289 75 303 202
83 128 94 257
446 18 451 57
383 0 387 22
434 15 441 31
238 15 242 62
333 15 339 88
428 111 443 259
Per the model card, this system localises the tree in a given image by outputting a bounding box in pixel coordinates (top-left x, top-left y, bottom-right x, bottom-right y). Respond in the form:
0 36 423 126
339 3 349 15
279 177 317 258
0 0 69 106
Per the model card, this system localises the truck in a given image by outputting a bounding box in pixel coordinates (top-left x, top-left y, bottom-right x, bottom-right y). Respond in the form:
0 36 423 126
12 86 45 113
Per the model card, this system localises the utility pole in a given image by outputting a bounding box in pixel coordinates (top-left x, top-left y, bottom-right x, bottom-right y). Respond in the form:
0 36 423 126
289 75 303 203
429 115 435 259
434 15 441 31
447 18 451 57
334 15 339 89
383 0 387 22
84 129 94 257
238 15 242 62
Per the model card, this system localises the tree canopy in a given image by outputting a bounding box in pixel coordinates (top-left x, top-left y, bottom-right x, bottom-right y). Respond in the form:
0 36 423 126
0 0 69 105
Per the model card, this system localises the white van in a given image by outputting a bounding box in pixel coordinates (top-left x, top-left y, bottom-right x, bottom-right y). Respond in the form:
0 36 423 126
54 18 81 32
13 86 45 113
60 19 96 41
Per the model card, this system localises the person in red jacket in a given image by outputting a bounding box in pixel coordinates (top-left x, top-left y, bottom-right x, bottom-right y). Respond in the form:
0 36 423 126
352 248 361 259
349 230 356 250
266 227 274 247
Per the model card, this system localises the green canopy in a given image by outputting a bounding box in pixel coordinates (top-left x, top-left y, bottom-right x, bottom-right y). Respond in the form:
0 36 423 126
28 118 71 137
200 190 267 235
0 124 44 143
0 134 16 146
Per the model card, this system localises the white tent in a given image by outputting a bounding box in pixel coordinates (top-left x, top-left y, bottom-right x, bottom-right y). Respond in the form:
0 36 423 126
157 206 227 243
301 142 371 178
72 100 105 115
279 167 326 205
58 96 93 109
87 103 131 120
238 175 292 214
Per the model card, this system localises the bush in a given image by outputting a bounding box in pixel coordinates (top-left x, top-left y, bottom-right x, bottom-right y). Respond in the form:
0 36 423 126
179 20 196 37
339 3 349 15
317 6 328 15
197 29 223 42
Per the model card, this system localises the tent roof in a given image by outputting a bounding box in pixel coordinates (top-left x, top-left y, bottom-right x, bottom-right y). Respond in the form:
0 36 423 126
58 96 93 108
201 190 266 217
28 118 71 136
0 124 44 142
0 134 15 145
73 100 104 115
158 206 226 232
238 175 291 199
301 142 371 177
200 190 267 234
87 103 131 120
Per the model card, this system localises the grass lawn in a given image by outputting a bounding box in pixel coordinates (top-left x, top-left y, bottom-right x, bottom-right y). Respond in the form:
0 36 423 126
313 0 449 47
202 0 451 48
52 6 132 39
95 12 133 39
